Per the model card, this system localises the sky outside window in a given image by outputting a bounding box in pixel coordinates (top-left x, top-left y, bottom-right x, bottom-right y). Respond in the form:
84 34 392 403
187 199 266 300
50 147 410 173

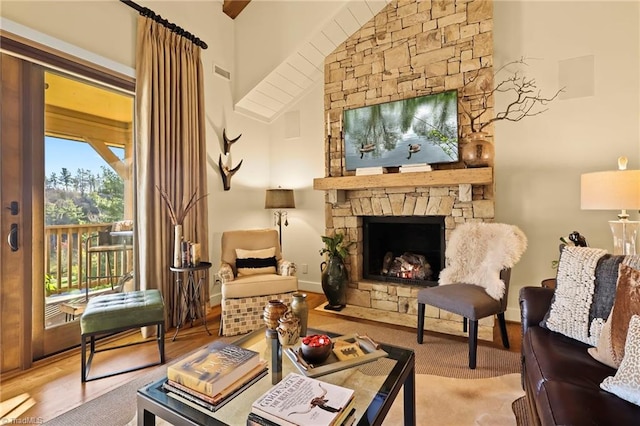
46 136 125 176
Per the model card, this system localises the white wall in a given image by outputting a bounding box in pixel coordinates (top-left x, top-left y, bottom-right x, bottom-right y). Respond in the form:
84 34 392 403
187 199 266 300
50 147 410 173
267 83 326 293
494 0 640 319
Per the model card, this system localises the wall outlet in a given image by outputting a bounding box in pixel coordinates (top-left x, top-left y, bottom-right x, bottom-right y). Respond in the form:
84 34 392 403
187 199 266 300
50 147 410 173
301 263 308 274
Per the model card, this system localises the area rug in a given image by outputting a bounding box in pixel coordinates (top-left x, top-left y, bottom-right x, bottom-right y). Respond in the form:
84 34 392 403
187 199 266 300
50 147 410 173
46 310 525 425
384 373 524 425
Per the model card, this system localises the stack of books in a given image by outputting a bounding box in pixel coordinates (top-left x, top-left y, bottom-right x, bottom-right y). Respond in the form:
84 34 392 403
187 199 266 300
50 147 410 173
248 373 356 426
163 341 268 413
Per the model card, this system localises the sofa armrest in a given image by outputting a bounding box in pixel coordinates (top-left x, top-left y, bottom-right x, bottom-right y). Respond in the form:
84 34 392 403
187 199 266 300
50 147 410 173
519 286 554 336
218 262 234 283
278 259 296 276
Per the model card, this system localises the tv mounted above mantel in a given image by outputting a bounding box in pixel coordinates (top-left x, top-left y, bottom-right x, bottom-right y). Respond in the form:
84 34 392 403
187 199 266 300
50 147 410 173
342 90 459 171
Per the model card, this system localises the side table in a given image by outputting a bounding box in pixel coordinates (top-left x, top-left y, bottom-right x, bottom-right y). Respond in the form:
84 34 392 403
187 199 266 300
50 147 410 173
169 261 212 341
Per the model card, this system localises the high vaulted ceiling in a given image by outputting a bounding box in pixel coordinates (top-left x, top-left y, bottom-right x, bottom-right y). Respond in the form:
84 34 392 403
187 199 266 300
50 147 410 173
234 0 391 122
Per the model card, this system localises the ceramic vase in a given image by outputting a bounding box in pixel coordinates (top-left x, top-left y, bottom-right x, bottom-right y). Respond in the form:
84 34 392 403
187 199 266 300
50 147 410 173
263 300 287 330
460 132 494 168
173 224 183 268
320 256 348 311
291 293 309 336
277 310 300 346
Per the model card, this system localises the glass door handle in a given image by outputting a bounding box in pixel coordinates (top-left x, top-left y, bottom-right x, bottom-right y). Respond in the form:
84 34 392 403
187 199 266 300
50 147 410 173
7 223 18 251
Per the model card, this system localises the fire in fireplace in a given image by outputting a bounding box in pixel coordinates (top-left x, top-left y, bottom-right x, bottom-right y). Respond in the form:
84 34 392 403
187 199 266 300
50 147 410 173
363 216 445 287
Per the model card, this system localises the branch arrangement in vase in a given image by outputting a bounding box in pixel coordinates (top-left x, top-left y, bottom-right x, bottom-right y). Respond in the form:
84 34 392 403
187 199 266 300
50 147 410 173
156 185 208 225
459 57 565 135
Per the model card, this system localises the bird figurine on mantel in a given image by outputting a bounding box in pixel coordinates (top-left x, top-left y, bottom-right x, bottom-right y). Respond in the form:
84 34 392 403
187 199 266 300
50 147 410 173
218 129 243 191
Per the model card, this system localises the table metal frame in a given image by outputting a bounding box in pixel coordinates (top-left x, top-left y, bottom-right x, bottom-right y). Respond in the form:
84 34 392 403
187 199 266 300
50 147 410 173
169 261 213 341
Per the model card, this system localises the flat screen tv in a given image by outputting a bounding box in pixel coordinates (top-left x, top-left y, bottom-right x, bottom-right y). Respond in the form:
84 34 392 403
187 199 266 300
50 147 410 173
342 90 459 171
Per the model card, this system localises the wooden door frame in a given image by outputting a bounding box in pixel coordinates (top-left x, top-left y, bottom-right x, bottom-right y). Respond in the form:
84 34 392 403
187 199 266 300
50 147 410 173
0 31 134 373
0 53 36 373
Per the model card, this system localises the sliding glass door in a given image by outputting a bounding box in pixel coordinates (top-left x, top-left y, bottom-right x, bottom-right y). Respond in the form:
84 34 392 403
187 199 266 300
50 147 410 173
39 70 135 357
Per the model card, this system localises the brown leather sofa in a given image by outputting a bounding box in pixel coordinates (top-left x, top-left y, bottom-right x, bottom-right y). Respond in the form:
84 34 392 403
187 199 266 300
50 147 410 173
519 286 640 425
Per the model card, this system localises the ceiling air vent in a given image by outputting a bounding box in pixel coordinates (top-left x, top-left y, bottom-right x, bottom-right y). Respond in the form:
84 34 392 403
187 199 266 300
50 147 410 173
214 65 231 80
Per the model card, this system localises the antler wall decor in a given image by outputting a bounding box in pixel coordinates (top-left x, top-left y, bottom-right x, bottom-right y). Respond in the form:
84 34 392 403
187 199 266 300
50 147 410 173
218 129 243 191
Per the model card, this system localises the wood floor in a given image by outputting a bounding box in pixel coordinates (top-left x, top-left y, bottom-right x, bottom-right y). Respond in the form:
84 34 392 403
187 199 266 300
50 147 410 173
0 292 522 423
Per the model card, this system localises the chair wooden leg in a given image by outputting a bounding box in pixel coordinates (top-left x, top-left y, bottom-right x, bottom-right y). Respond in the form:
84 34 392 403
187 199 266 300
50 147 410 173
417 303 425 344
469 319 478 369
498 312 510 349
463 317 468 333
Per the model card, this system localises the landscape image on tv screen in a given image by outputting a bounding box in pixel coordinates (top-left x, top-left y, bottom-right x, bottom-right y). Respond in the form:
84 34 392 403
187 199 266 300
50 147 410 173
342 90 459 171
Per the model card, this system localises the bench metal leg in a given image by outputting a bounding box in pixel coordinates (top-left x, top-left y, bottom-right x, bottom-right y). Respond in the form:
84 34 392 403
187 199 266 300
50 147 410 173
81 320 166 382
81 336 87 382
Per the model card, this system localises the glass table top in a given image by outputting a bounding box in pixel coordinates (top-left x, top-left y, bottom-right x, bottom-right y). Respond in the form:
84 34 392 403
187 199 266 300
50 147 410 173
137 327 415 426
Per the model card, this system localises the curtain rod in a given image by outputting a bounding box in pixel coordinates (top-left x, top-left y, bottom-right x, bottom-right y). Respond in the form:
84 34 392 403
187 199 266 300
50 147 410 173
120 0 208 50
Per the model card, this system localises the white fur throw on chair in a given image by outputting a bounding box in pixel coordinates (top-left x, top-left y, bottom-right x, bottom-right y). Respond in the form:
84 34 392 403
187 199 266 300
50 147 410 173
439 222 528 300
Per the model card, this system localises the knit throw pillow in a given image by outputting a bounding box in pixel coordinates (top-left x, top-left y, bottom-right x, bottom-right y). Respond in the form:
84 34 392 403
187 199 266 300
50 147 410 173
541 246 621 346
236 247 277 277
589 262 640 367
600 314 640 406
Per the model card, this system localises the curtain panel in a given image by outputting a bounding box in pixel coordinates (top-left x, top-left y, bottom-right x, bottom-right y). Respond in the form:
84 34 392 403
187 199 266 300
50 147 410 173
134 16 209 328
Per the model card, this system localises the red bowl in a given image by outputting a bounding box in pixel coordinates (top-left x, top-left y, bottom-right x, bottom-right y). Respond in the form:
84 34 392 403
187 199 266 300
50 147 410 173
300 334 332 364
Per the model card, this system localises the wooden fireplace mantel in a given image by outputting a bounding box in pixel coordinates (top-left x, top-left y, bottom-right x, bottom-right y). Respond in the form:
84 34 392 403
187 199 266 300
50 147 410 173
313 167 492 191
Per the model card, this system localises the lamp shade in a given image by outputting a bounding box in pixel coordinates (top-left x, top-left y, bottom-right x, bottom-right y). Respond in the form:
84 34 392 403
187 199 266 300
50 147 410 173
581 170 640 211
265 189 295 209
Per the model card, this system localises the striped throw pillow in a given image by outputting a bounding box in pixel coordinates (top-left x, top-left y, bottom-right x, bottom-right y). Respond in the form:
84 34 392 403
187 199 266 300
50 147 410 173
236 247 277 277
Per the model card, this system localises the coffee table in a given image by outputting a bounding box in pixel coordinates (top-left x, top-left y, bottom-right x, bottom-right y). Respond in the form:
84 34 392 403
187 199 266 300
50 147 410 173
137 328 415 425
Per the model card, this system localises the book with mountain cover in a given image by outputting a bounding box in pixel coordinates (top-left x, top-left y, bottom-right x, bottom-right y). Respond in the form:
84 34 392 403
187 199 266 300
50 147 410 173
167 341 261 397
251 372 354 426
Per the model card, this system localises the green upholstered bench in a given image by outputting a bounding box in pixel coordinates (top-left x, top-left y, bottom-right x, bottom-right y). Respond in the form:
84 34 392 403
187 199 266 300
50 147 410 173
80 289 165 382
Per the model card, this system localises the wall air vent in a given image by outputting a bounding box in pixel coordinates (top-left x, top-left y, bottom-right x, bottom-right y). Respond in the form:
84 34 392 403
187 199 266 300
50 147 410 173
214 65 231 80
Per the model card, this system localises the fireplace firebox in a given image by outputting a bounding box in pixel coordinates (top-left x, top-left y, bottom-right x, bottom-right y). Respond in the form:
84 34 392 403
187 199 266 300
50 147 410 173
363 216 445 287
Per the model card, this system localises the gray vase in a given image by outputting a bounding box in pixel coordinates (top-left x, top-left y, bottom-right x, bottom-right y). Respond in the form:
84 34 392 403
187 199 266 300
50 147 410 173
291 293 309 337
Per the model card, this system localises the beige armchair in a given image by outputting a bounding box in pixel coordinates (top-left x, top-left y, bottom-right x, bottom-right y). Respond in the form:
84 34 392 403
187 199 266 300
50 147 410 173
218 229 298 336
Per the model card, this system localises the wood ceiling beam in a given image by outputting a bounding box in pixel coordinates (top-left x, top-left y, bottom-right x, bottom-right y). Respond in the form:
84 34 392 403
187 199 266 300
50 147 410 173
223 0 251 19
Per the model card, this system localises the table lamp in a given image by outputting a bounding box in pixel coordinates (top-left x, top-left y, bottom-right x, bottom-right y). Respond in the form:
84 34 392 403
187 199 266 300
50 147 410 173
265 188 295 250
581 156 640 254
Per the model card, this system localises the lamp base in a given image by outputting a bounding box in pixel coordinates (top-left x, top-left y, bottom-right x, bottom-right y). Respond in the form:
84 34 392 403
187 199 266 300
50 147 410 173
608 220 640 255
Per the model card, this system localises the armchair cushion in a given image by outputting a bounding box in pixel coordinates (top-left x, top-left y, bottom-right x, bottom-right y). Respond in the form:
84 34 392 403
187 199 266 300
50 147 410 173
236 247 277 276
221 273 298 299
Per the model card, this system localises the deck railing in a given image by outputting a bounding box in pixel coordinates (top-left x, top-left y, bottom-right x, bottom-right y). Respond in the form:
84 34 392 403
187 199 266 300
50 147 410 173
44 223 133 295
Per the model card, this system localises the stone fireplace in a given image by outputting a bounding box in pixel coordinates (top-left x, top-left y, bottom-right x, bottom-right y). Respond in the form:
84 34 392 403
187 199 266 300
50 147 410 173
315 0 496 341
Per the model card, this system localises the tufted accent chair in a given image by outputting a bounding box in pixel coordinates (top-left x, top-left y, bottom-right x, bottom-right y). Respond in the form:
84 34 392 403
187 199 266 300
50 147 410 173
218 228 298 336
